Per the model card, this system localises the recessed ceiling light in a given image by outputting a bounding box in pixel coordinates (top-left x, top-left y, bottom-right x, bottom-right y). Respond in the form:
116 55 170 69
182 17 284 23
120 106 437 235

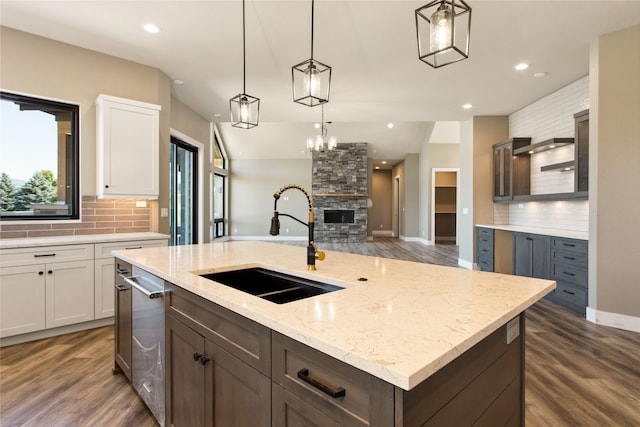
173 79 184 85
213 113 222 118
143 23 160 34
515 63 529 71
387 123 394 129
462 103 472 109
533 72 548 78
382 160 387 164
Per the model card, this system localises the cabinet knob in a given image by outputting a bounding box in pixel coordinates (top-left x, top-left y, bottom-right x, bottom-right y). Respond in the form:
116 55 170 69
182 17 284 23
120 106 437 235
38 271 44 276
105 185 109 188
200 356 210 366
193 352 202 362
48 270 53 275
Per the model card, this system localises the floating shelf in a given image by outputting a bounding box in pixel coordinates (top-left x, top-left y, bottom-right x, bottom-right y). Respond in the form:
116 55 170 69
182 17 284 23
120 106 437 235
541 161 575 172
513 138 574 155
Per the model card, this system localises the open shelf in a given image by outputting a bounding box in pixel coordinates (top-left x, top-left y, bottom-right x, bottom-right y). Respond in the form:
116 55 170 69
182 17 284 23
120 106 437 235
513 138 574 155
541 161 575 172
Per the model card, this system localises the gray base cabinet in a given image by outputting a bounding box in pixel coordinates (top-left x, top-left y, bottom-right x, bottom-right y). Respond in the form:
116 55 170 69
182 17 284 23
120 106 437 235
513 233 551 279
161 283 525 427
477 227 495 272
165 283 271 427
546 237 589 314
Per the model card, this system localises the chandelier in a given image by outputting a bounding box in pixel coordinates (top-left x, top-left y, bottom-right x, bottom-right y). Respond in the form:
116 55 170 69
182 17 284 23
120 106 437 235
307 104 336 152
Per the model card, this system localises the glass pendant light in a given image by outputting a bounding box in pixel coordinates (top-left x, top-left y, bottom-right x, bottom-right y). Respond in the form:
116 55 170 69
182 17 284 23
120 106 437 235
230 0 260 128
307 104 336 152
415 0 472 68
292 0 332 107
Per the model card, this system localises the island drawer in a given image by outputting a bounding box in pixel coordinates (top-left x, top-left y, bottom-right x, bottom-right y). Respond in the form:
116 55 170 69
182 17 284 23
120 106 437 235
272 332 394 427
552 262 587 288
552 237 587 254
165 283 271 376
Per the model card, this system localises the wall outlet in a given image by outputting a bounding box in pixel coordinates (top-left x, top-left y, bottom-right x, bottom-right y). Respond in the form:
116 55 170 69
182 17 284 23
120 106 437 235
135 200 147 208
160 208 168 217
506 317 520 344
462 208 469 215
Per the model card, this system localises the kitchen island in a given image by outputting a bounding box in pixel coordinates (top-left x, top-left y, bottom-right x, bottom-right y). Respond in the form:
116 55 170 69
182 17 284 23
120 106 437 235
113 241 555 426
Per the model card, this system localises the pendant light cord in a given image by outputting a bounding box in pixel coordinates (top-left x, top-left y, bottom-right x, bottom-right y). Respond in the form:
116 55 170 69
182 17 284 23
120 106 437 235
242 0 246 93
310 0 315 60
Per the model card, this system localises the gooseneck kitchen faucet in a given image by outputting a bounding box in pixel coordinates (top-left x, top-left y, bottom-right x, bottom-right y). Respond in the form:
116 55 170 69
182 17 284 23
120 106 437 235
270 184 325 271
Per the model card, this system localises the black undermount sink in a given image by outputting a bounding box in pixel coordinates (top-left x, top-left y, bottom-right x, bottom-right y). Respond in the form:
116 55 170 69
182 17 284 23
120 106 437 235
199 267 343 304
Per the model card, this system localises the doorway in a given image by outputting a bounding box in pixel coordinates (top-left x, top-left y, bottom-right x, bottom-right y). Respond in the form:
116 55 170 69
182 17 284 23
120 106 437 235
170 136 198 246
431 169 459 244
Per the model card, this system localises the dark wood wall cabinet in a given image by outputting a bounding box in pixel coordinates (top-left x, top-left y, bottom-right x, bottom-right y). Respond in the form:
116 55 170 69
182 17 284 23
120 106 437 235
492 110 589 202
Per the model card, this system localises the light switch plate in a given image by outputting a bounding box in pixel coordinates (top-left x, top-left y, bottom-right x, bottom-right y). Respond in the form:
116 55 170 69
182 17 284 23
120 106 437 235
160 208 168 218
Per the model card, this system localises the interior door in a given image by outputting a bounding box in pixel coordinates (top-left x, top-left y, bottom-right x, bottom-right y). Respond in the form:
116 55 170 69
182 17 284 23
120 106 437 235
170 137 198 246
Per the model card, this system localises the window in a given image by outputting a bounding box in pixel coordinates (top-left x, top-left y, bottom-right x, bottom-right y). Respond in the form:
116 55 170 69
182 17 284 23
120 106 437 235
211 134 227 239
0 91 80 221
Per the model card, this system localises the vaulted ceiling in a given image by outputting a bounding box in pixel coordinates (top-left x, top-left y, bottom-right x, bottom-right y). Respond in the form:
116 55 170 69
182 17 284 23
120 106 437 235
2 1 639 165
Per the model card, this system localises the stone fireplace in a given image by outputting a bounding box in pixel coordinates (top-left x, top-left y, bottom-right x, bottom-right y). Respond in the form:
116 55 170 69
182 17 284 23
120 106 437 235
312 143 368 243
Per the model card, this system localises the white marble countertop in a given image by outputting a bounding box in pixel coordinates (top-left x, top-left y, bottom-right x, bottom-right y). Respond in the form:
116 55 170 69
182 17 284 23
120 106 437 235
113 241 555 391
0 232 169 249
476 224 588 240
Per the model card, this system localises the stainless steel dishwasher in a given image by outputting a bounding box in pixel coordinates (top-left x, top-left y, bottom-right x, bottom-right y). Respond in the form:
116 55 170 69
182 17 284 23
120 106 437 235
126 266 165 427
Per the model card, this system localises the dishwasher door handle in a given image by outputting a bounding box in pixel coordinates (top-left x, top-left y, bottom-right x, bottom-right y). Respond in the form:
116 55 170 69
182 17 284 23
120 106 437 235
124 276 165 299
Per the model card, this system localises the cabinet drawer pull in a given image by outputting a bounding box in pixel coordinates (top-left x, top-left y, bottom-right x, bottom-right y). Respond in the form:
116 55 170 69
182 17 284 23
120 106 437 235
562 289 576 295
562 256 576 261
115 284 129 292
34 253 56 258
125 246 143 250
526 237 533 241
562 243 576 247
297 368 346 399
562 272 576 276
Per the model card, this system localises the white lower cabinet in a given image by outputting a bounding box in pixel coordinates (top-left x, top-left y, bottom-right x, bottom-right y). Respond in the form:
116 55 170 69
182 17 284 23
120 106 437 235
0 265 46 337
0 237 167 341
46 260 95 329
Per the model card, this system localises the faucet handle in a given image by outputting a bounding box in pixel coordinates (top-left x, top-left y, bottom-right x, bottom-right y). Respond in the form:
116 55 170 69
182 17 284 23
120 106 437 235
310 242 326 261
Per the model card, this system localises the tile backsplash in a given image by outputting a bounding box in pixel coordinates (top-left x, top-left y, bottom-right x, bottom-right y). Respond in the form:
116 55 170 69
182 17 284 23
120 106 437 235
0 196 151 239
504 76 590 231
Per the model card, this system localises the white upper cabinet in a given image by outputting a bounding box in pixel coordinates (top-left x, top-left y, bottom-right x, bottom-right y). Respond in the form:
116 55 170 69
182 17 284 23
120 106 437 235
96 94 161 199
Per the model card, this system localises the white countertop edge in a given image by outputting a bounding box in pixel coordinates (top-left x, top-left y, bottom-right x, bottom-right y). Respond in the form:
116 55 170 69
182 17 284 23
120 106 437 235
476 224 588 240
0 232 170 249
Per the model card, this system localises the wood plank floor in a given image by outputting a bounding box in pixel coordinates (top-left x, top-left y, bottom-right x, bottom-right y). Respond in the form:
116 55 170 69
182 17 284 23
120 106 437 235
1 239 638 426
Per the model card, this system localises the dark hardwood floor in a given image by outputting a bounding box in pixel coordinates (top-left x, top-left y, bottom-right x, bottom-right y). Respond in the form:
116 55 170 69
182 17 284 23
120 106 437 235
1 239 638 426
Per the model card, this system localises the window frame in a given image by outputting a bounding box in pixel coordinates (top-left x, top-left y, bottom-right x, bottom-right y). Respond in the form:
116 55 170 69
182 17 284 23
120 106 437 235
0 90 80 222
211 127 228 240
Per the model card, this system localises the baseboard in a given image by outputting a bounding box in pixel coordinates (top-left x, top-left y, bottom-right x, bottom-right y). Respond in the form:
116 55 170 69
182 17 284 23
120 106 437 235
458 259 473 270
586 307 640 333
0 317 114 347
372 230 393 236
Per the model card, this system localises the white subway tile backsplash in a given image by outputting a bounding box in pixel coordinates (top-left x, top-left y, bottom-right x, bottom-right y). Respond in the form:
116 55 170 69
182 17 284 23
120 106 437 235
507 76 590 230
509 200 589 232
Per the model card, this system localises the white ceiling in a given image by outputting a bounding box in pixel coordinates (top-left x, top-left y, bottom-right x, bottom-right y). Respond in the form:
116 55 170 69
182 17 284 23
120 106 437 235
2 1 639 165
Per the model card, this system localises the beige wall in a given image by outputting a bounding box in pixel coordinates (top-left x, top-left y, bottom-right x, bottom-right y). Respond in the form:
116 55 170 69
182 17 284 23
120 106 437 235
0 26 209 238
170 96 212 242
229 159 311 238
371 169 393 233
419 143 460 242
590 24 640 319
458 120 474 265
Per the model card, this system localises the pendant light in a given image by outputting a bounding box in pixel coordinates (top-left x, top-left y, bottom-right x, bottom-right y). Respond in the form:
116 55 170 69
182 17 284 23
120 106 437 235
415 0 472 68
307 104 337 152
230 0 260 128
292 0 332 107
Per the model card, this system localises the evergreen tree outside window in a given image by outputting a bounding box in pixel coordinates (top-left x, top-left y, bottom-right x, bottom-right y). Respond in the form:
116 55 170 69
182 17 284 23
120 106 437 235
0 91 80 220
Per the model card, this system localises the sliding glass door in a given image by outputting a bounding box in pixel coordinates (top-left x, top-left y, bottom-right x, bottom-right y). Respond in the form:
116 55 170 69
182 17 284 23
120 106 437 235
169 136 197 246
